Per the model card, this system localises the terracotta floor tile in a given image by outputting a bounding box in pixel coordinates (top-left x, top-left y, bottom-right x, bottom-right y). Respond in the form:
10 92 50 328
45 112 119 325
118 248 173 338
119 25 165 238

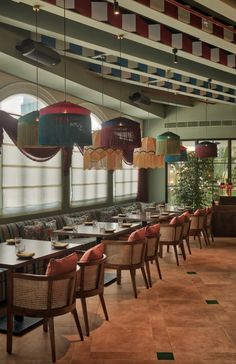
1 237 236 363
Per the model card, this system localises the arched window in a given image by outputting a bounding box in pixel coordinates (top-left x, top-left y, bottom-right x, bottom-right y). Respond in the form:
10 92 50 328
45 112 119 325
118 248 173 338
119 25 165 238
0 94 62 215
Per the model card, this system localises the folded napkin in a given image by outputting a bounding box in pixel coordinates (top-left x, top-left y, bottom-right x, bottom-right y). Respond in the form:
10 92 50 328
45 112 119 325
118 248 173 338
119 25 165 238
6 238 16 245
62 226 74 230
16 252 35 259
52 242 68 249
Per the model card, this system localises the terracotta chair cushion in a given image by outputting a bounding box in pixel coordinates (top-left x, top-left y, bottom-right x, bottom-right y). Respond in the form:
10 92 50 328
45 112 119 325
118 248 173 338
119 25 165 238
79 243 104 262
128 227 146 242
170 216 180 225
194 208 205 216
145 223 160 237
46 252 78 276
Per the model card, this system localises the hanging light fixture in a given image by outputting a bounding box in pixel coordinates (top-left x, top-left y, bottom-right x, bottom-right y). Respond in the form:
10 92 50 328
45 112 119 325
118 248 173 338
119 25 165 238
83 55 123 170
113 0 120 15
38 0 92 147
165 145 187 163
133 137 164 168
156 131 181 155
195 99 217 158
17 5 41 148
100 34 141 164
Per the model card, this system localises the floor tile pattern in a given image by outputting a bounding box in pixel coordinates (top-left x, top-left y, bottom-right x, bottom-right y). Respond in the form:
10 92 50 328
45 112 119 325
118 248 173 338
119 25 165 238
1 237 236 363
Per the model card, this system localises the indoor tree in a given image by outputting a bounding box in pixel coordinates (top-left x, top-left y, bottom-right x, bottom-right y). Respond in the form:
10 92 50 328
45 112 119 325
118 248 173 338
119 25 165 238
173 152 214 209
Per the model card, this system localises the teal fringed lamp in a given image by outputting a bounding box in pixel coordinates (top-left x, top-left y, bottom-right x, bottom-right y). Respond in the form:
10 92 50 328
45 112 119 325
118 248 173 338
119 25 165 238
38 101 92 147
156 131 180 155
165 145 187 163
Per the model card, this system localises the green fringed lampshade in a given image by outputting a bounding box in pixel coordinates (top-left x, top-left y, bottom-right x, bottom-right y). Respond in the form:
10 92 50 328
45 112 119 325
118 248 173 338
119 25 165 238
165 146 187 163
39 101 92 147
156 131 181 155
195 141 217 158
17 110 40 147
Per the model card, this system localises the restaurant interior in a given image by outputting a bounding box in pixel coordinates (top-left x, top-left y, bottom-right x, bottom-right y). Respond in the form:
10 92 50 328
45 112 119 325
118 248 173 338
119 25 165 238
0 0 236 363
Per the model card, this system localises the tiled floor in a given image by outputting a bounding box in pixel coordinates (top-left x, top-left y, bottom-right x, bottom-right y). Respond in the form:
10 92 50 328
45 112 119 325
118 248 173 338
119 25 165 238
1 237 236 363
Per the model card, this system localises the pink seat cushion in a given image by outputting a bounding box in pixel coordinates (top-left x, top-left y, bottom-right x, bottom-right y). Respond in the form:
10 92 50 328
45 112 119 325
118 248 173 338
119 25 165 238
128 227 146 242
170 216 180 225
46 252 78 276
194 208 205 216
79 243 104 262
145 223 160 237
179 211 190 222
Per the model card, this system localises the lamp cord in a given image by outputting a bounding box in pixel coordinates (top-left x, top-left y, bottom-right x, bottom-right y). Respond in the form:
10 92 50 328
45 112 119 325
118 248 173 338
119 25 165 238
34 5 40 112
63 0 67 102
117 34 124 118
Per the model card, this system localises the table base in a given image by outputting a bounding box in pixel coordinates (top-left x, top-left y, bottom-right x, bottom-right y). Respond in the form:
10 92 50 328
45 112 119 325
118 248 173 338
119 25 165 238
0 316 43 335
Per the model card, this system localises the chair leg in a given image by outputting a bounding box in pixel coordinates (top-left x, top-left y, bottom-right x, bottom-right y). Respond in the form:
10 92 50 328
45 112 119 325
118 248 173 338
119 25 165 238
43 318 48 332
129 269 138 298
80 297 90 336
141 266 149 289
48 317 56 363
145 261 152 287
202 230 209 246
7 311 13 354
180 243 186 260
72 308 84 341
155 257 162 280
173 245 179 266
197 233 202 249
99 292 109 321
159 244 163 258
117 269 121 285
185 237 191 254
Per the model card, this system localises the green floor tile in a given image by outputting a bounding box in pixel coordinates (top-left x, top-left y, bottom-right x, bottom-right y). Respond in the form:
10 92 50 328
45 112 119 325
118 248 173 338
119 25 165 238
157 352 175 360
186 271 197 274
206 299 219 304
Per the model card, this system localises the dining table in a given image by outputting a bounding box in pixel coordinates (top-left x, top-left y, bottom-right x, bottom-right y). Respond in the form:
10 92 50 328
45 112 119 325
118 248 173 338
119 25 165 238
0 238 84 335
112 212 175 227
53 221 141 242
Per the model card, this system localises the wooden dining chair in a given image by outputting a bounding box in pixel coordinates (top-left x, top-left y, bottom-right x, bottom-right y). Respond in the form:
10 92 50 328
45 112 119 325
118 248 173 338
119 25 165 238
7 270 83 363
75 253 109 337
159 223 185 266
145 233 162 287
189 213 208 248
102 239 149 298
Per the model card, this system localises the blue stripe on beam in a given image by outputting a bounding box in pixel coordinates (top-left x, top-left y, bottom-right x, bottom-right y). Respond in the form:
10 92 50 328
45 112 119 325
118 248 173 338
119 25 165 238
69 44 83 55
88 63 101 72
41 35 56 48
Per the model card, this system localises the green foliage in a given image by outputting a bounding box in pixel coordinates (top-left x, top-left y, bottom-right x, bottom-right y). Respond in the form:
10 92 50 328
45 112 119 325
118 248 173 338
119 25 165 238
173 152 213 209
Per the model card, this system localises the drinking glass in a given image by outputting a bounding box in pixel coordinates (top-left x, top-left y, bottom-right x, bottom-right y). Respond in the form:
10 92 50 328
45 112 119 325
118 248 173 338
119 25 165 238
15 238 25 253
118 218 123 227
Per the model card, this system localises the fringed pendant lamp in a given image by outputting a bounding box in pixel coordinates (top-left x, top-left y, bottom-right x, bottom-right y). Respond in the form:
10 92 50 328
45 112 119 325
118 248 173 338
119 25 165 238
133 137 164 168
83 130 123 170
195 141 217 158
38 101 92 147
156 131 181 155
17 110 39 147
195 98 217 158
100 117 141 164
165 145 187 163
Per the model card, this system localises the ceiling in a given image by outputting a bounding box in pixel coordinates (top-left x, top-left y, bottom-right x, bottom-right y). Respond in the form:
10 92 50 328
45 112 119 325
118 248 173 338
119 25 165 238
0 0 236 121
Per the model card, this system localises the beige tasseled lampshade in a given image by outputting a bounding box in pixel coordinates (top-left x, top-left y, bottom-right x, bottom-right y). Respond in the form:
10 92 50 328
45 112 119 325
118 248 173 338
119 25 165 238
133 137 164 168
83 130 123 170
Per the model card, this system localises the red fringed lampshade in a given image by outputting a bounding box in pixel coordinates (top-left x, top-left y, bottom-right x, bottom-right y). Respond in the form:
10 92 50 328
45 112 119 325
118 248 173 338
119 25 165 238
100 117 141 164
195 141 217 158
39 101 92 147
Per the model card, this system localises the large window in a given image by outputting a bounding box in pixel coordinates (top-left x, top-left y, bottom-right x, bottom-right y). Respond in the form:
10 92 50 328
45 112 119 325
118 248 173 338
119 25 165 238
0 94 62 215
70 114 108 206
113 162 138 201
167 139 236 205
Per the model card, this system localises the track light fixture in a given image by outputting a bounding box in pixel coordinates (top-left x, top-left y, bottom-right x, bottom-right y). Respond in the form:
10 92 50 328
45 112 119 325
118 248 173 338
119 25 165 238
172 48 178 65
113 0 120 15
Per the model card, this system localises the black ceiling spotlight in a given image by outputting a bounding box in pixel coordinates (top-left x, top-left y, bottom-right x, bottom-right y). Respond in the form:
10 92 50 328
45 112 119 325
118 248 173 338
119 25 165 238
113 0 120 15
172 48 178 64
16 38 61 67
129 92 152 105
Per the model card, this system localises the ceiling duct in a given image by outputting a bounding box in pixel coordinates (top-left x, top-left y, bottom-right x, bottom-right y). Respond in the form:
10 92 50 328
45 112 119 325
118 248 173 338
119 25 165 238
16 38 61 67
129 92 152 105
